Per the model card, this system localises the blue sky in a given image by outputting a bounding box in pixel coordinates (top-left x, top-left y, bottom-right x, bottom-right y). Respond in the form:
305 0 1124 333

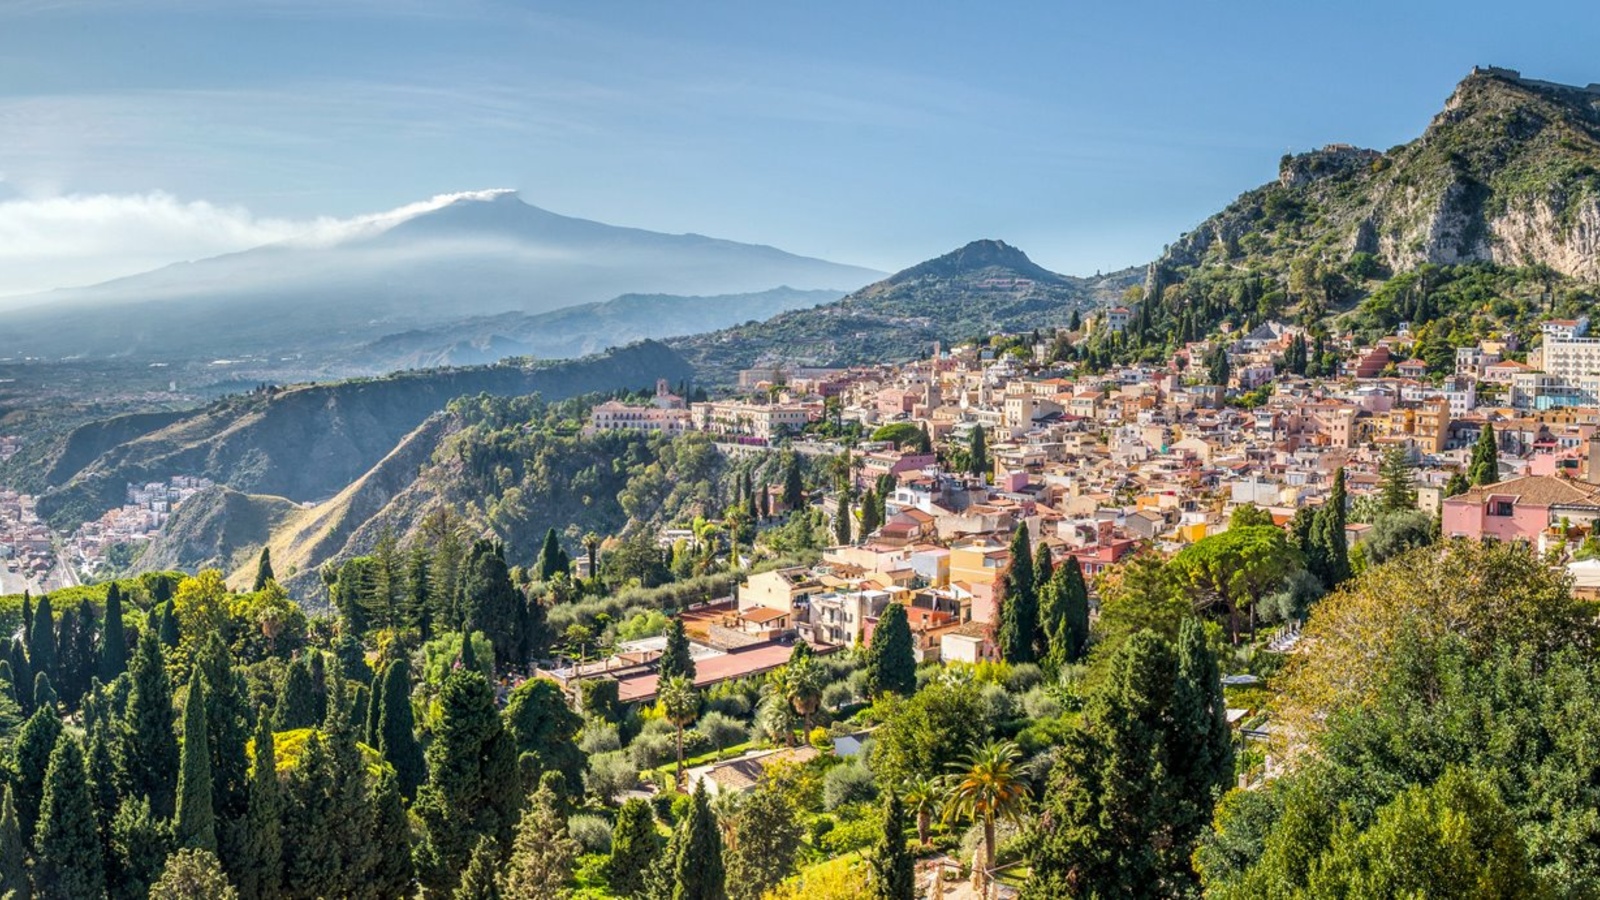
0 0 1597 294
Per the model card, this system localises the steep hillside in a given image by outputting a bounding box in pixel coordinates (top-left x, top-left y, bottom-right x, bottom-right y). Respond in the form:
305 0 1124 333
669 240 1139 382
36 340 694 529
229 413 460 598
135 486 302 575
1091 67 1600 365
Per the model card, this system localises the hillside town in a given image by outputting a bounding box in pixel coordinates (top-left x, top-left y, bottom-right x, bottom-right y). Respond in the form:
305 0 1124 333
571 311 1600 691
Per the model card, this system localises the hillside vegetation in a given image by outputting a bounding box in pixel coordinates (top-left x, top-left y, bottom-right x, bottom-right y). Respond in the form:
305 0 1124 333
34 341 694 529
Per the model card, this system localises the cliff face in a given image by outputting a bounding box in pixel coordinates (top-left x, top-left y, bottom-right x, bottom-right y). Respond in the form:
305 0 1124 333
1159 68 1600 284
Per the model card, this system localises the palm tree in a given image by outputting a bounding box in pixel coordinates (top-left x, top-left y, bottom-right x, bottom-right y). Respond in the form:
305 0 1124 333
658 675 700 789
902 776 942 846
581 532 601 582
767 657 825 738
943 739 1030 875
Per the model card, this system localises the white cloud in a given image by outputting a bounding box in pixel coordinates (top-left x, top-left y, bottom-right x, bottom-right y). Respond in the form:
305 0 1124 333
0 187 512 299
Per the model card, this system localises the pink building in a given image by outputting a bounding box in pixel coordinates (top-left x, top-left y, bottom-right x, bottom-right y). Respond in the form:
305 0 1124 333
1441 475 1600 541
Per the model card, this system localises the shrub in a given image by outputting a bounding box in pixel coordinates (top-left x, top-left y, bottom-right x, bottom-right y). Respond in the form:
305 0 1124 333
579 721 621 755
567 813 614 854
822 760 877 811
695 711 749 753
585 750 637 803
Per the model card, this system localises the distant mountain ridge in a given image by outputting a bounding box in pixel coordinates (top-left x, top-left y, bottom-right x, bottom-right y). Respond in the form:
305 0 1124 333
0 192 881 376
670 239 1139 382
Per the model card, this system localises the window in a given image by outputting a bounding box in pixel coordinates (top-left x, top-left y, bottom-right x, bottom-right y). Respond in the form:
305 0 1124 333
1488 499 1514 517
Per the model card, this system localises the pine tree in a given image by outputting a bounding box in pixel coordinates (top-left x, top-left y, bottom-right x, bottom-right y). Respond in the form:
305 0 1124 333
782 453 805 512
101 582 128 682
672 782 726 900
865 603 916 698
868 791 914 900
503 677 585 796
33 735 106 900
833 495 852 545
454 836 503 900
1376 445 1417 512
28 594 55 686
0 786 27 900
12 701 62 842
997 525 1038 664
659 618 696 682
175 671 216 853
273 656 317 731
1470 422 1499 485
968 425 989 480
499 783 578 899
369 769 414 899
608 798 659 898
237 713 282 900
252 547 275 592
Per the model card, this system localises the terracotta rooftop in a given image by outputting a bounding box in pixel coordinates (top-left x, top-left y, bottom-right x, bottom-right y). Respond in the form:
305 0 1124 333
1446 475 1600 508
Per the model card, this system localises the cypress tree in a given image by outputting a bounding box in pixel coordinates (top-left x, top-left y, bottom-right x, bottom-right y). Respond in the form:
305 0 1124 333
968 425 989 480
1056 557 1091 666
1470 421 1499 486
273 657 317 732
252 547 275 591
0 786 25 900
377 659 426 798
608 798 659 898
101 582 128 682
864 602 916 698
306 651 328 724
33 735 106 900
57 602 96 707
1033 542 1054 588
758 482 771 521
500 783 578 898
8 638 30 713
462 540 521 666
150 848 239 899
859 489 881 536
537 528 566 582
997 524 1038 664
833 495 852 545
868 791 914 900
32 671 56 713
454 835 502 900
413 670 520 895
175 670 217 852
237 713 282 900
672 782 725 900
659 618 696 682
365 666 384 747
1312 468 1351 589
86 722 121 864
195 636 250 875
1171 618 1233 857
782 453 804 511
124 630 180 819
14 702 64 841
28 594 55 685
459 629 481 675
369 769 414 899
324 699 378 896
281 731 340 899
158 600 180 649
108 797 173 900
21 592 32 650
